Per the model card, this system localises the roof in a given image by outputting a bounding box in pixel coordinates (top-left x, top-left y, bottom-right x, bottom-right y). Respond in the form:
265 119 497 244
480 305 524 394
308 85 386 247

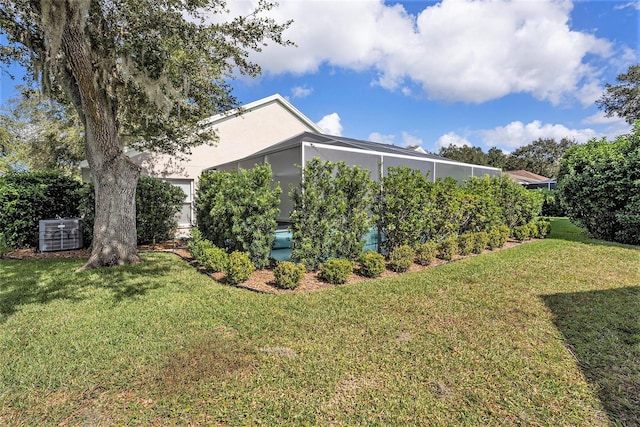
211 131 501 170
198 94 323 133
504 170 549 184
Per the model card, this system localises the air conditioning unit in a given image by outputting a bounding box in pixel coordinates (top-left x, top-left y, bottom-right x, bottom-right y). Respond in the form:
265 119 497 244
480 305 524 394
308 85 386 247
38 218 83 252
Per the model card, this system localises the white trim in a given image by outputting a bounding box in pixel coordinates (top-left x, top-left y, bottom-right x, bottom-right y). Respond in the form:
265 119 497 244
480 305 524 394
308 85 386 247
199 94 322 133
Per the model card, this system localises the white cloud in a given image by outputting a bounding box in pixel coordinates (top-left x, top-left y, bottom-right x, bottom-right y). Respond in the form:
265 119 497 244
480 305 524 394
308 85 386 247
401 131 423 147
436 132 472 149
368 132 395 144
479 120 599 148
316 113 343 136
229 0 613 104
615 2 640 11
291 85 313 99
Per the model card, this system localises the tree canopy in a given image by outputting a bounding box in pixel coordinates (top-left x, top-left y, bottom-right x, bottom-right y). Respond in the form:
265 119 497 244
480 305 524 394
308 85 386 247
596 64 640 124
0 89 84 174
504 138 576 178
437 144 506 168
0 0 292 269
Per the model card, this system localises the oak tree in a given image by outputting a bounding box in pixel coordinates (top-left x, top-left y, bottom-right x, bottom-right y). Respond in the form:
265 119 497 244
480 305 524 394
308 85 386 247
0 0 291 269
596 64 640 124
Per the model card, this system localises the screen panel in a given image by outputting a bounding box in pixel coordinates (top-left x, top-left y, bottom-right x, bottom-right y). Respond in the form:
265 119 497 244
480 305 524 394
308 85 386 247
303 145 381 180
382 156 435 180
473 167 501 178
434 162 474 183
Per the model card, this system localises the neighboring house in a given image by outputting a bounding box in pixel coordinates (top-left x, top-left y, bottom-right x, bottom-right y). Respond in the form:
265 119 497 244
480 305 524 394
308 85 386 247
212 132 502 223
505 170 556 190
80 94 322 232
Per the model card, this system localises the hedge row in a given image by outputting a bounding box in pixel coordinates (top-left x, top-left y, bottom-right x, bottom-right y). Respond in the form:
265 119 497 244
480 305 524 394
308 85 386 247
0 171 184 249
287 161 544 270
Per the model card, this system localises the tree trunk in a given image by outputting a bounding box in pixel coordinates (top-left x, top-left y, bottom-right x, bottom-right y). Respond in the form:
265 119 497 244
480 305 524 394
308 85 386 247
58 4 141 270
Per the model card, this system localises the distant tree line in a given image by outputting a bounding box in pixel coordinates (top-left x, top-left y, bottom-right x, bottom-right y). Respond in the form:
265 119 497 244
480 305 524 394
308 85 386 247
437 137 576 178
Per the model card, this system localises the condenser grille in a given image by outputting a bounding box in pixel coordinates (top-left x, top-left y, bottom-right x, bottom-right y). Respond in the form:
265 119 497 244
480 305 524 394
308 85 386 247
38 218 83 252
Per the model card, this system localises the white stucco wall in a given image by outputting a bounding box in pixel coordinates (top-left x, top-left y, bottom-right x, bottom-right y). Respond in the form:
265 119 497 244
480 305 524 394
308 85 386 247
132 97 320 182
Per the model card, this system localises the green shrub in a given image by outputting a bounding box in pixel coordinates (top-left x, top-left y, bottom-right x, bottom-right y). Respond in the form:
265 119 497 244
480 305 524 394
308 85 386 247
373 166 434 252
201 246 228 272
187 228 214 262
415 241 437 266
290 159 372 270
319 258 353 284
135 177 185 245
0 233 12 257
458 233 475 256
196 165 280 269
512 225 530 242
437 236 458 261
472 231 489 254
224 251 255 285
558 127 640 245
534 217 551 238
358 251 386 278
527 222 539 239
273 261 306 289
539 189 566 216
388 244 415 272
0 171 83 248
487 225 509 250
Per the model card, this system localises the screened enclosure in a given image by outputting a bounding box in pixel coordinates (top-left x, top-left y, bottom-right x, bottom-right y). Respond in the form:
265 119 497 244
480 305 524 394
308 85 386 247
210 132 501 223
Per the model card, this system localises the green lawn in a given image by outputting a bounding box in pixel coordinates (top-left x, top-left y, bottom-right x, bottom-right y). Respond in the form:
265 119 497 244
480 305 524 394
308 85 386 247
1 219 638 426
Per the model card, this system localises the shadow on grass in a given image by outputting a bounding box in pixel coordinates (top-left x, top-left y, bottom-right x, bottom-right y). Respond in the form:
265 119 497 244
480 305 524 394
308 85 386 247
542 286 640 425
0 257 173 323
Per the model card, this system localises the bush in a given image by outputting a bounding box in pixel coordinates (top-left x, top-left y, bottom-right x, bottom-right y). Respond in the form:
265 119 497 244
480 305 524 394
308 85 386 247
273 261 306 289
388 245 415 272
437 236 458 261
512 225 530 242
358 251 386 278
319 258 353 284
472 231 489 254
0 233 12 257
373 166 434 252
487 225 509 250
527 222 539 239
201 246 228 272
224 251 255 285
196 165 280 269
539 189 566 217
534 217 551 238
290 159 372 270
458 233 475 256
187 228 214 262
136 177 185 245
0 171 83 248
558 127 640 245
415 241 437 266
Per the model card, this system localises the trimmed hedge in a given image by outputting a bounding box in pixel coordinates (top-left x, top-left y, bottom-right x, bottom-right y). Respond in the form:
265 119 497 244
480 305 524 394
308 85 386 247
558 127 640 245
196 165 280 269
0 171 83 248
290 159 372 271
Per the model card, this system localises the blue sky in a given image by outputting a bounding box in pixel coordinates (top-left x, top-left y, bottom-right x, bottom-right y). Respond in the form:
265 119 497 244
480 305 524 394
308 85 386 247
1 0 638 154
227 0 639 153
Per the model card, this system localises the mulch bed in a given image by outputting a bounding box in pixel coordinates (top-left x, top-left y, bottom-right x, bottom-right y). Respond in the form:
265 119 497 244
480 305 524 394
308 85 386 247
3 240 526 294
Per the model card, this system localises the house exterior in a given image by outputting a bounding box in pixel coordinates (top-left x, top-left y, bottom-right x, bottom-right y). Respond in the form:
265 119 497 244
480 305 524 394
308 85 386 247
504 170 556 189
80 94 322 231
211 132 502 223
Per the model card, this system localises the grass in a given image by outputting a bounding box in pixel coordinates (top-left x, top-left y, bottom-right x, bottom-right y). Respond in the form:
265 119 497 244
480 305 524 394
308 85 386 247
0 219 638 425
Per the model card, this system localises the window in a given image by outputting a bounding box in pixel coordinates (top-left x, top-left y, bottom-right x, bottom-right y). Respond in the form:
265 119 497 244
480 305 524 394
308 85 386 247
164 179 193 226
